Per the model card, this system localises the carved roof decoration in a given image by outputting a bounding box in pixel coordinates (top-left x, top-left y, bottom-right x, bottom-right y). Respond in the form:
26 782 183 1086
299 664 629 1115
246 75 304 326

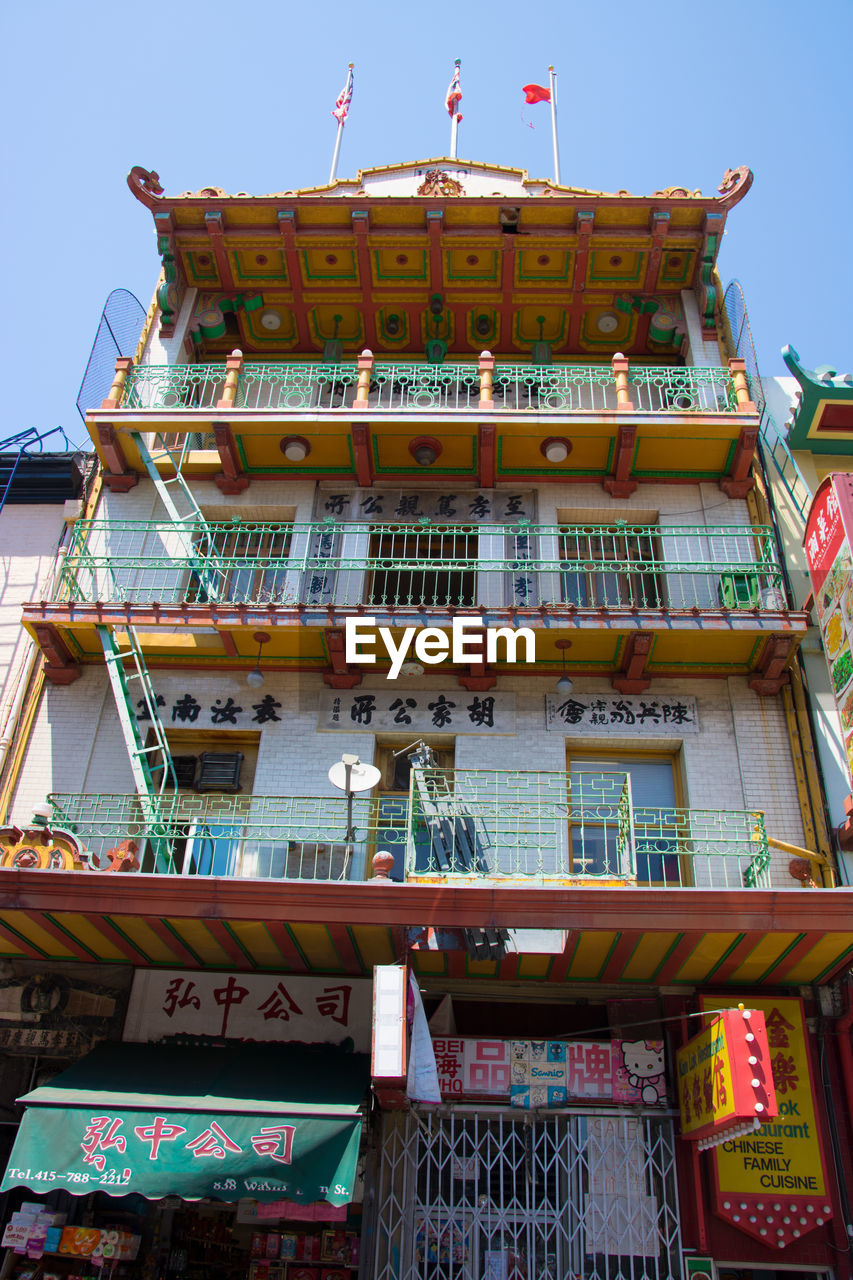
125 158 753 359
784 344 853 453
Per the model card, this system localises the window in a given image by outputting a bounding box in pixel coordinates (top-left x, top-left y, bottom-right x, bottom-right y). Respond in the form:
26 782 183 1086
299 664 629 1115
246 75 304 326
188 521 293 605
560 526 662 609
143 730 259 877
567 751 682 884
367 526 478 607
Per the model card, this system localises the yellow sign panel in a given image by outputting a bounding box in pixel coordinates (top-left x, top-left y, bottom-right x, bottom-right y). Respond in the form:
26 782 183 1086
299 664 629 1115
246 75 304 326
704 996 826 1196
677 1016 736 1138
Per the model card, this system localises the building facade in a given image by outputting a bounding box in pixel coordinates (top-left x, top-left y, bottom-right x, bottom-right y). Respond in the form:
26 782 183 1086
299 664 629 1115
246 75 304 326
0 157 852 1280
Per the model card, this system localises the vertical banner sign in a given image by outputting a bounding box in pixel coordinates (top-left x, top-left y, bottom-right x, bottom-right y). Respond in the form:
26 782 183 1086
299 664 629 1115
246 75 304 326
701 995 834 1250
804 474 853 780
677 1008 777 1149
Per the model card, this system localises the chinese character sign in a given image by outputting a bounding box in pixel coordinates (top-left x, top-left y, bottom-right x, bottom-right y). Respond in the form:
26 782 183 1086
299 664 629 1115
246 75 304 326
804 475 853 783
702 995 833 1251
318 690 515 734
545 695 698 734
0 1106 361 1206
317 489 535 523
123 971 370 1050
676 1010 776 1143
431 1038 667 1108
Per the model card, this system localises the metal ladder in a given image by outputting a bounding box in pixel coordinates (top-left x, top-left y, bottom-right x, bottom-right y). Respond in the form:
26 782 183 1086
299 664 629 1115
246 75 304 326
98 624 177 871
0 427 71 516
759 410 812 527
408 743 490 875
408 744 507 959
131 430 224 601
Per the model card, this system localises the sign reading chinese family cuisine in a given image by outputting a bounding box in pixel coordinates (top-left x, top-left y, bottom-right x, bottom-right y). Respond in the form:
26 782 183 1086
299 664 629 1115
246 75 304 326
318 690 515 733
123 971 370 1050
804 474 853 782
677 1007 777 1148
701 996 833 1250
0 1106 360 1205
545 694 698 734
432 1038 666 1108
316 489 535 522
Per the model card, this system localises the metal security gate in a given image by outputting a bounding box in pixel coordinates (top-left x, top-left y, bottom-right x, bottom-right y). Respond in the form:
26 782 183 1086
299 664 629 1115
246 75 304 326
371 1109 681 1280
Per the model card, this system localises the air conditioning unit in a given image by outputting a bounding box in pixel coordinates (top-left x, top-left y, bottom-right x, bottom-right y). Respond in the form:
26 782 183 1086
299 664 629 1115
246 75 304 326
195 752 243 793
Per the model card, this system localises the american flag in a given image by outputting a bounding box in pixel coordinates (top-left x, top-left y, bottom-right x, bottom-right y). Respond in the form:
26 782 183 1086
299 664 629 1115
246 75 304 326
332 64 354 126
445 59 462 119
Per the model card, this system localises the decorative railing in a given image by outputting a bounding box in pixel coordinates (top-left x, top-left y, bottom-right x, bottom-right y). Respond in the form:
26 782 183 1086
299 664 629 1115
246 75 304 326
47 792 408 881
124 365 226 409
46 775 773 888
57 518 787 613
407 767 772 887
629 366 738 413
101 353 755 417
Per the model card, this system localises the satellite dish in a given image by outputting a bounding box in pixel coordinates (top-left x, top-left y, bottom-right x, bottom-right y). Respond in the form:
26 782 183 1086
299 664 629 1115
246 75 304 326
328 760 381 793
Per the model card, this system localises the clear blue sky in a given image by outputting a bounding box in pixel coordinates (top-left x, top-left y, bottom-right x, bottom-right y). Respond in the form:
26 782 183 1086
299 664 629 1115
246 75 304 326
2 0 851 449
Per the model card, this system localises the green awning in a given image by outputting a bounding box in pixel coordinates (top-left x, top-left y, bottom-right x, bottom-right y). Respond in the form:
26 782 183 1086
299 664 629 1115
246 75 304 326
1 1042 369 1205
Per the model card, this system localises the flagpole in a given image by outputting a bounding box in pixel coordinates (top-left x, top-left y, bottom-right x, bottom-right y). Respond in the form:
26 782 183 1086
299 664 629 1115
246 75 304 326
329 63 353 185
549 65 561 185
329 118 345 185
449 58 461 158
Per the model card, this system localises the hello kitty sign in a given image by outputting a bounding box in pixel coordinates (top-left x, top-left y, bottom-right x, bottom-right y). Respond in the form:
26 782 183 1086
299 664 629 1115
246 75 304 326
432 1037 667 1108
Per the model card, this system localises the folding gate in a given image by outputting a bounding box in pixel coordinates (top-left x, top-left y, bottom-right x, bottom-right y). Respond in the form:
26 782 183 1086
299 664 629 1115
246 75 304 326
371 1108 681 1280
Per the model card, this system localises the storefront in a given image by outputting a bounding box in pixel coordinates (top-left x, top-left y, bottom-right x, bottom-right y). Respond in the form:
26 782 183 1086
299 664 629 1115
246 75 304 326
0 971 373 1280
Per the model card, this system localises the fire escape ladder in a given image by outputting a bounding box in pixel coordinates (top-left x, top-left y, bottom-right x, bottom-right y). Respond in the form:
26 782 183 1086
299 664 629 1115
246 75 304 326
96 622 175 819
130 430 224 602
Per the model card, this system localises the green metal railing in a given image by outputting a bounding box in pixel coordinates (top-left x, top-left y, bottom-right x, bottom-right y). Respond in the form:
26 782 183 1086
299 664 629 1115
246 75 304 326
57 518 786 612
46 775 772 888
629 366 738 413
406 767 771 886
48 792 409 881
116 360 743 415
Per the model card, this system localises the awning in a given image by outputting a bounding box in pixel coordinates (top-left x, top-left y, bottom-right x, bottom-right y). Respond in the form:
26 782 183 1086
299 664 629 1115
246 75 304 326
1 1042 369 1205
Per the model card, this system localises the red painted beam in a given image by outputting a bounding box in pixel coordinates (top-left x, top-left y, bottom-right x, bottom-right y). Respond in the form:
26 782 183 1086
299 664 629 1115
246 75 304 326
204 211 235 291
351 211 377 350
277 211 312 349
323 626 362 688
264 921 308 971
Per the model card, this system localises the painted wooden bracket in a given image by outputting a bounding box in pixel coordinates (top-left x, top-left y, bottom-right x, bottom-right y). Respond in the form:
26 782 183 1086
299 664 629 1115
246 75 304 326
97 425 138 492
748 635 795 695
478 423 496 488
603 424 638 497
458 659 497 691
33 623 82 685
213 422 249 493
323 626 363 688
720 423 759 497
612 631 653 693
351 422 374 486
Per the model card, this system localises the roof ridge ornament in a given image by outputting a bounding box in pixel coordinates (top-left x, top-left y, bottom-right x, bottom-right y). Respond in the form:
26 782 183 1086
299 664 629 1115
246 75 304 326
717 165 754 208
127 166 164 208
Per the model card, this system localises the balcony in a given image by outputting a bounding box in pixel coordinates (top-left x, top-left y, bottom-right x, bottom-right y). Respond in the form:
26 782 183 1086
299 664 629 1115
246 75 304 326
118 358 739 416
25 516 804 685
46 770 776 890
89 354 758 493
57 518 784 612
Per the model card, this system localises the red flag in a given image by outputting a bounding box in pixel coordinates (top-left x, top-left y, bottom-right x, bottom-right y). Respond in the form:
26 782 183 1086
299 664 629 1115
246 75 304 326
522 83 551 104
